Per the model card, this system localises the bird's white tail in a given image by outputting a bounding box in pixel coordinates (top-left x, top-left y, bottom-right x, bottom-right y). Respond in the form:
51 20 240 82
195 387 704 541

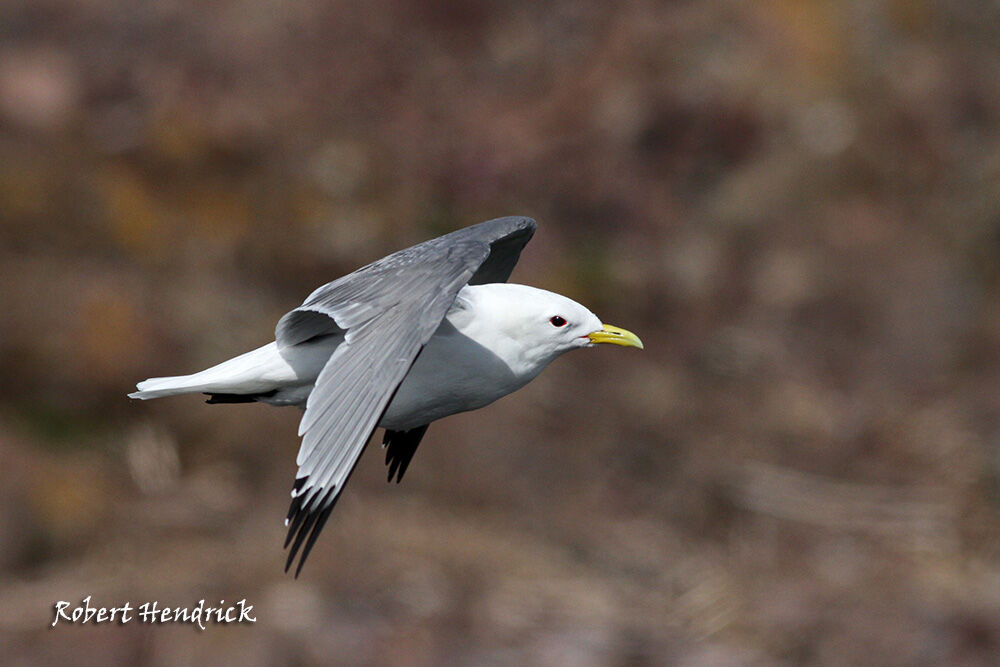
128 342 292 400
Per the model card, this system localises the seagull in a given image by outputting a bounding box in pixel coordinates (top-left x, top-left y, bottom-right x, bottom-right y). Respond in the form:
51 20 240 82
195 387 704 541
129 216 643 575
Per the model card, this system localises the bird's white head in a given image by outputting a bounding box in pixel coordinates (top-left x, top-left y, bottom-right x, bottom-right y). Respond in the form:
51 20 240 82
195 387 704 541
451 284 643 376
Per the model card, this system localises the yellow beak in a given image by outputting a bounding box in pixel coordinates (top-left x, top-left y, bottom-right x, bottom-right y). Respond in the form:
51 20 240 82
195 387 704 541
587 324 644 350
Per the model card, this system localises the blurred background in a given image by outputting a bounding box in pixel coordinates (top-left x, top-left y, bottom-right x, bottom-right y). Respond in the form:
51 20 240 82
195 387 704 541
3 0 1000 664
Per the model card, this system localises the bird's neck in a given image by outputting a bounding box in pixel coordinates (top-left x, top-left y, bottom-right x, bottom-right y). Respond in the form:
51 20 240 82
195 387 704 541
446 295 559 381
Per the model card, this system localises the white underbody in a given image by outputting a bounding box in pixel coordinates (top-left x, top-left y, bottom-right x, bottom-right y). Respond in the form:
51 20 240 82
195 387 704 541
129 285 586 430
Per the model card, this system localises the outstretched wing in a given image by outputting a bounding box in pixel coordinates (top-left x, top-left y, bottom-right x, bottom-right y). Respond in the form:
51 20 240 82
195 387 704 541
279 216 536 575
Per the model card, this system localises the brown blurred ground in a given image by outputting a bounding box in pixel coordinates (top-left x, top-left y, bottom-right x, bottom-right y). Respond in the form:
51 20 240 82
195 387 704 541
3 0 1000 664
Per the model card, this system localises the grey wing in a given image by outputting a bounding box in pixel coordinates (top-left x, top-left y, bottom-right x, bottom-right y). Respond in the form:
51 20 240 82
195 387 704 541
279 216 536 575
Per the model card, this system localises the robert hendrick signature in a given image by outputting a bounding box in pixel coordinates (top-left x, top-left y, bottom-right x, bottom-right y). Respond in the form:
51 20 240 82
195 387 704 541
51 596 255 630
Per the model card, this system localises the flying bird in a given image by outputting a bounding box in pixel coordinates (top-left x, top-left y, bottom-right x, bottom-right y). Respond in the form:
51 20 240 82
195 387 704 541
129 216 643 575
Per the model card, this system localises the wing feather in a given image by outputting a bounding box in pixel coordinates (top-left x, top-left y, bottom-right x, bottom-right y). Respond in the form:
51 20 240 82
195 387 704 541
280 216 536 574
383 425 430 483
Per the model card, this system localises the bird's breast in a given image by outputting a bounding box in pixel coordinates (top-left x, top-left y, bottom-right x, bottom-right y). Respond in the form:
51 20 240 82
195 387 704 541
378 321 528 430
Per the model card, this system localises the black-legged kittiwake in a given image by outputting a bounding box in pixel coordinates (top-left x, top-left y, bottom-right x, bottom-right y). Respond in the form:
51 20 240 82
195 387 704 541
129 216 643 575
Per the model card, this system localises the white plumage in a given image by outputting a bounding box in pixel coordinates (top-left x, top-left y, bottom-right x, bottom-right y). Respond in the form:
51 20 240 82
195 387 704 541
131 284 604 424
129 217 642 575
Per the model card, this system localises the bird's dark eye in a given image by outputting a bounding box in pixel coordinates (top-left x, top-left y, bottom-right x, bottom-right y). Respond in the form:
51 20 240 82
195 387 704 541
550 316 567 327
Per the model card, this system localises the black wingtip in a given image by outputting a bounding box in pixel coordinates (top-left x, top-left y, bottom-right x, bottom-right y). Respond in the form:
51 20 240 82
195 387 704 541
284 506 320 573
283 481 342 577
282 430 379 576
284 477 312 548
384 441 397 482
295 504 334 578
383 425 429 485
